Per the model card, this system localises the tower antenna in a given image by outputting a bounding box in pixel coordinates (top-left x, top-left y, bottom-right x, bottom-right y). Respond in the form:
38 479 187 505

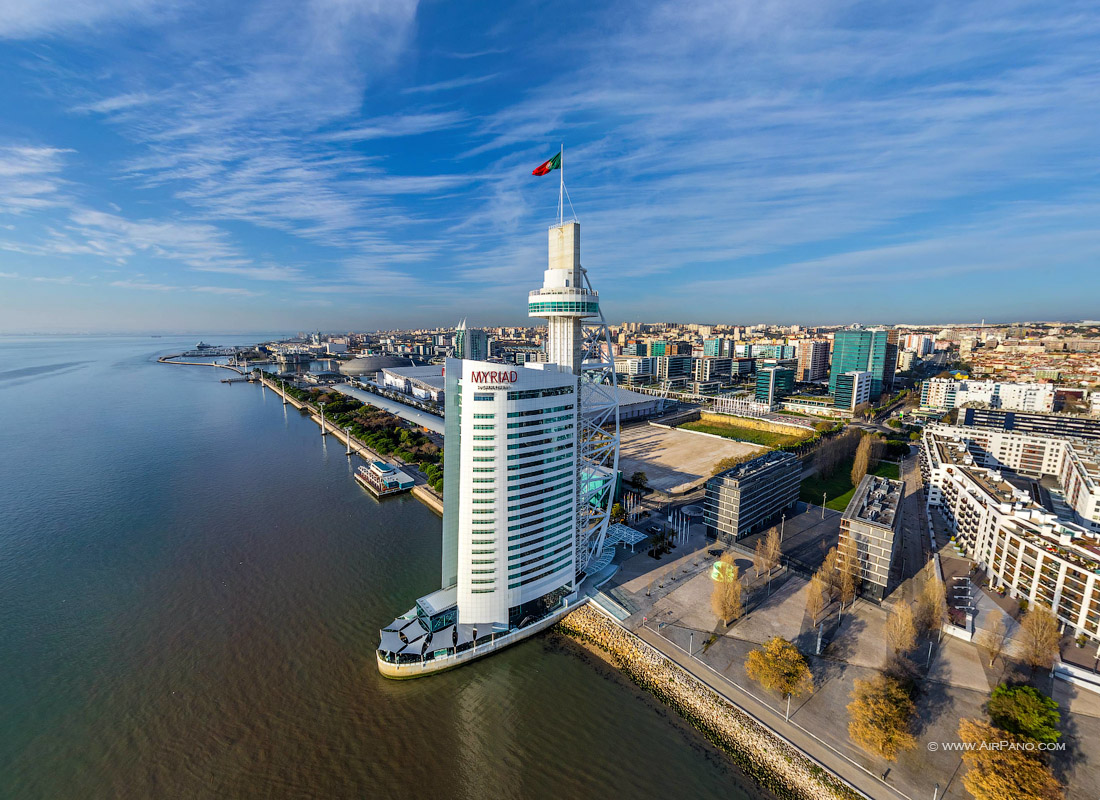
559 142 564 227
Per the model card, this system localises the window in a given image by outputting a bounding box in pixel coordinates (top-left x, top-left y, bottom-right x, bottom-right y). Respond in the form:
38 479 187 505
507 386 575 401
507 404 574 419
474 393 494 401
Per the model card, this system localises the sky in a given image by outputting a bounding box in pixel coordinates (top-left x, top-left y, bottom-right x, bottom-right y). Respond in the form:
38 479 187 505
1 0 1099 333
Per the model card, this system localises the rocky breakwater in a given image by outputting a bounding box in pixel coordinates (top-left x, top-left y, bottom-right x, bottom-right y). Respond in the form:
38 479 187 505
558 604 859 800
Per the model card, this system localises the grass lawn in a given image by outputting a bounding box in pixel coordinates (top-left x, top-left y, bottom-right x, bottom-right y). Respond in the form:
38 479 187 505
680 419 812 448
800 459 901 511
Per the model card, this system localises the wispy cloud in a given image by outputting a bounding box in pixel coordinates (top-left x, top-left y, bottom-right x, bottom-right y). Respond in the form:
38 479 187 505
401 73 499 94
0 145 71 214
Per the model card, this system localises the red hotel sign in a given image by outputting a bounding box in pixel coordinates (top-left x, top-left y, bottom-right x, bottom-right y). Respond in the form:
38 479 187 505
471 370 518 384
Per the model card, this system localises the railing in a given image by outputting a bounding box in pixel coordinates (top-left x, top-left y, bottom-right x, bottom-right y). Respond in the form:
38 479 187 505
528 288 597 297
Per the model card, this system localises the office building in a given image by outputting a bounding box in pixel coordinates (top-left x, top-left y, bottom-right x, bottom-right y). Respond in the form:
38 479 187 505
650 340 669 357
614 355 657 385
693 356 733 383
755 366 795 407
454 319 490 361
833 371 867 412
656 355 692 383
920 378 1055 413
703 451 800 542
704 337 731 358
828 328 896 399
840 475 904 601
921 424 1100 642
622 342 648 357
378 220 618 677
796 340 830 382
834 370 872 411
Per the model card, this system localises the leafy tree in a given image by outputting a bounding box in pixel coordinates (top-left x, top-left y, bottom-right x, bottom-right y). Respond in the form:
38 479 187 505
1019 604 1061 671
711 552 742 626
988 684 1060 745
630 471 649 489
753 539 767 579
610 502 624 521
745 637 813 698
885 604 917 655
977 615 1009 667
957 719 1062 800
847 675 917 761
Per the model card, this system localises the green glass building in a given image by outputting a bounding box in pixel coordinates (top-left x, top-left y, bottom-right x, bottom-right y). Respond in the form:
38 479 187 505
828 329 896 398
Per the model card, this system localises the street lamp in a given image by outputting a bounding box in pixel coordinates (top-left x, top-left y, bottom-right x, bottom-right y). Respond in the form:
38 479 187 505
780 512 786 544
822 492 827 519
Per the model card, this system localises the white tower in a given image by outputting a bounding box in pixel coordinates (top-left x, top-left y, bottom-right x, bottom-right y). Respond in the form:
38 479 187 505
529 221 620 577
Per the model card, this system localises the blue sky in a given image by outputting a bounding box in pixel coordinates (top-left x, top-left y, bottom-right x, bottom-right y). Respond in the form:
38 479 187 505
1 0 1098 333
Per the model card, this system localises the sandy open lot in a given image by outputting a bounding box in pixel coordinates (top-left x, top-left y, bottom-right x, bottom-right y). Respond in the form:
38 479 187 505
618 424 764 493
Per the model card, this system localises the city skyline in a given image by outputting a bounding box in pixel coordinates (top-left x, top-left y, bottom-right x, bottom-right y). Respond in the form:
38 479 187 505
3 0 1100 332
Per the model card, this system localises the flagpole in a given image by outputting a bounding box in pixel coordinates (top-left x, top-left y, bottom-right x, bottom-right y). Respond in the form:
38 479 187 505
559 142 564 227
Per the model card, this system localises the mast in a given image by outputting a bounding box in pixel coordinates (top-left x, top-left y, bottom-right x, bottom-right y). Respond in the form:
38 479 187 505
559 142 564 227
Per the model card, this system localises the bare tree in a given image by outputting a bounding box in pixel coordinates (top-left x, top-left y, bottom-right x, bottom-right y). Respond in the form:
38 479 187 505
763 528 782 575
918 575 948 636
976 615 1009 667
820 546 840 599
851 435 872 488
753 538 767 580
1019 604 1061 672
711 552 743 626
806 572 829 626
885 604 918 655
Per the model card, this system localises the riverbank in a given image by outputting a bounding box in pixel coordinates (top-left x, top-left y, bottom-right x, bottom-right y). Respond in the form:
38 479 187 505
256 375 446 515
558 603 860 800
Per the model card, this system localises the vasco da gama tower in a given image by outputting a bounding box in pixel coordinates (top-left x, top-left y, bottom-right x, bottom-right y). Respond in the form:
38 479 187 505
377 220 620 677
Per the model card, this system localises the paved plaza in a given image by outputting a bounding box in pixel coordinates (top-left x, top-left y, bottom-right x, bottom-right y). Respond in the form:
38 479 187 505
592 452 1100 800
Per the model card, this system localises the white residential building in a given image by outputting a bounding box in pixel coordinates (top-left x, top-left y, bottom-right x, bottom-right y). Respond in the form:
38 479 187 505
920 423 1100 642
920 378 1055 413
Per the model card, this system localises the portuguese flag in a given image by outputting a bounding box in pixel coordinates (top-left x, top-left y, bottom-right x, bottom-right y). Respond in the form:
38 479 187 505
532 152 561 176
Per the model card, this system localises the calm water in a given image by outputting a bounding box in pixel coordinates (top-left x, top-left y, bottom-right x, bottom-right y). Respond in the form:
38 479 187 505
0 336 767 800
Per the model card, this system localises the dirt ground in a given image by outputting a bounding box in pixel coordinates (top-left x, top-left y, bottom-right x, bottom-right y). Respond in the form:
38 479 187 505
618 424 764 493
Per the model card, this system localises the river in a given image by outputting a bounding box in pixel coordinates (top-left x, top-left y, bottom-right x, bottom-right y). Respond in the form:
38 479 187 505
0 335 768 799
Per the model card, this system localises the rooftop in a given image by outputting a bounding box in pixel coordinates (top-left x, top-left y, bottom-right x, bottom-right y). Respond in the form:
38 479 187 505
712 450 798 483
843 474 902 529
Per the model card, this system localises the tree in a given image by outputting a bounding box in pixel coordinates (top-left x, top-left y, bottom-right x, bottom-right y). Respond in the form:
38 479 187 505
847 675 917 761
763 528 782 576
711 553 743 626
753 539 767 579
610 502 624 522
885 604 917 655
821 546 842 596
851 435 872 487
745 637 813 699
977 615 1009 667
837 533 861 610
1019 604 1061 671
806 572 829 625
917 576 948 636
957 719 1062 800
988 684 1061 745
630 471 649 489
